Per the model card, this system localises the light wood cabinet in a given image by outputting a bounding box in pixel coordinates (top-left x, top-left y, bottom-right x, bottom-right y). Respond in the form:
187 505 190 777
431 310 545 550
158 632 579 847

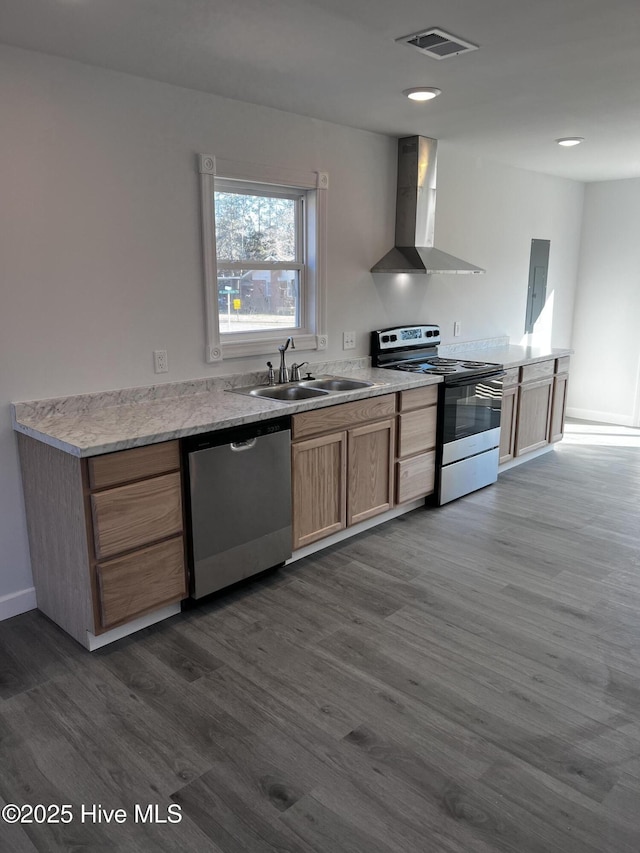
549 361 570 443
396 451 436 504
397 407 438 458
291 431 347 549
88 441 180 490
515 376 554 456
509 356 570 460
395 386 438 504
348 418 395 525
17 435 187 647
520 359 555 384
292 395 396 439
88 441 187 631
499 385 519 464
498 368 519 464
291 393 397 549
91 472 183 560
96 536 186 628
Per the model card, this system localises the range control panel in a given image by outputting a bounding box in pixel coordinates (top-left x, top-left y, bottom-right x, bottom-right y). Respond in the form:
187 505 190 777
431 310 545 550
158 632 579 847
372 325 441 351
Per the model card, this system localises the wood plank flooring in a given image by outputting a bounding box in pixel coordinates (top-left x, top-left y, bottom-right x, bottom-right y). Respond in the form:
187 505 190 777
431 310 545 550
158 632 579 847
2 421 640 851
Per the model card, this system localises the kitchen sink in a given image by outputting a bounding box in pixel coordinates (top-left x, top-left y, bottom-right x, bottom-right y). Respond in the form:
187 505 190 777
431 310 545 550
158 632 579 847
249 385 329 401
229 374 387 402
298 377 374 391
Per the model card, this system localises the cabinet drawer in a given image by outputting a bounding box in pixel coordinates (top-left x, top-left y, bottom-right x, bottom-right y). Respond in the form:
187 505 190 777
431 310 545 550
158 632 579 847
396 451 435 503
398 385 439 412
555 356 570 375
91 471 183 560
501 367 520 389
520 360 554 384
292 394 396 440
88 441 180 490
398 408 437 458
96 536 186 629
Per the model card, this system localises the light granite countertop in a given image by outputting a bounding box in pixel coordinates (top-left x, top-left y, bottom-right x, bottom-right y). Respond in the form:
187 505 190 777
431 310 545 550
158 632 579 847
448 344 572 369
11 343 572 458
12 363 442 458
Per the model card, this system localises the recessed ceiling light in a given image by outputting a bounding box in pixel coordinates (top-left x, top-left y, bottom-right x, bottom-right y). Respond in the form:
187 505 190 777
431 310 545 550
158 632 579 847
403 87 442 101
556 137 584 147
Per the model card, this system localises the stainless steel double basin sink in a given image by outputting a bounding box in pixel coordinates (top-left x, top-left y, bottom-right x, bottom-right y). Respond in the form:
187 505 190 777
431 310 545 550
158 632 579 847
230 375 386 402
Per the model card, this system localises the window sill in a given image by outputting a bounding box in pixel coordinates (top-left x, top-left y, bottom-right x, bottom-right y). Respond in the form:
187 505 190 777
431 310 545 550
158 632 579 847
207 333 327 362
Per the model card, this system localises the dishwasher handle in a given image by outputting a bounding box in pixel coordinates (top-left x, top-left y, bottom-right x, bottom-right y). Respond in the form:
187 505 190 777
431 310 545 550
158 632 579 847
230 438 257 452
182 415 291 453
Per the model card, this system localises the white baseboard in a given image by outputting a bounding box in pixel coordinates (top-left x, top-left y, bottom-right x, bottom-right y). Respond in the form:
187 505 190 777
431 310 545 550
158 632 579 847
499 444 554 472
288 498 425 563
566 407 635 427
85 603 181 651
0 587 37 621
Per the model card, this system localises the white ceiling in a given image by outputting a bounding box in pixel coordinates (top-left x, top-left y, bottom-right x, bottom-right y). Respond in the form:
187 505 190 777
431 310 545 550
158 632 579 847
2 0 640 182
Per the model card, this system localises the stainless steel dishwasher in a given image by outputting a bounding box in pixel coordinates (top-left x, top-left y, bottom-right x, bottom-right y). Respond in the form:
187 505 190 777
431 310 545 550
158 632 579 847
183 417 292 599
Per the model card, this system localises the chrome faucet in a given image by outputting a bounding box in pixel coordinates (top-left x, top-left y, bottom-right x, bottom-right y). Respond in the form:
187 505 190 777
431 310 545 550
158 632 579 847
277 337 295 383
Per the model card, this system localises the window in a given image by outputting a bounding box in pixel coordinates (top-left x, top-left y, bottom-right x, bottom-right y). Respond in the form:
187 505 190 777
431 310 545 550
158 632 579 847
214 182 303 334
199 155 328 362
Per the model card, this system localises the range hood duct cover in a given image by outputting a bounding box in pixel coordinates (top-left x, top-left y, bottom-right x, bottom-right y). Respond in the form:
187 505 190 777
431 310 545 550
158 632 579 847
371 136 484 275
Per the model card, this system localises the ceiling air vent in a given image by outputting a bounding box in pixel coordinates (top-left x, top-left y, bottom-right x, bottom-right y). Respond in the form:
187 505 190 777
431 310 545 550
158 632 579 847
396 27 479 59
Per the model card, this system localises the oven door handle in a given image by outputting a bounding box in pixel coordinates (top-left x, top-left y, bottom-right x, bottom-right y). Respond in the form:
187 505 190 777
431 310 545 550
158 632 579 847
445 369 506 387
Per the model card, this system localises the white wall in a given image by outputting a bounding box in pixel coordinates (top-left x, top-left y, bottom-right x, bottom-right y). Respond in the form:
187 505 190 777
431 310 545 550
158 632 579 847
0 44 584 615
433 152 583 348
568 178 640 425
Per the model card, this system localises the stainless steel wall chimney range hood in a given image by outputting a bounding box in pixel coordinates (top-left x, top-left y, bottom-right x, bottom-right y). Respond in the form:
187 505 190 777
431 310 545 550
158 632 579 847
371 136 484 275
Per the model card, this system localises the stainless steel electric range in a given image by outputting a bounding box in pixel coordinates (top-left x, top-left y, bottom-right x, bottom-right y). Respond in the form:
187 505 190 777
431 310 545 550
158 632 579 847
371 324 505 505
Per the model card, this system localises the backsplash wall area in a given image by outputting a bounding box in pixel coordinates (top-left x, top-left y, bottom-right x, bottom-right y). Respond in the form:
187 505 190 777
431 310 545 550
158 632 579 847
0 43 583 616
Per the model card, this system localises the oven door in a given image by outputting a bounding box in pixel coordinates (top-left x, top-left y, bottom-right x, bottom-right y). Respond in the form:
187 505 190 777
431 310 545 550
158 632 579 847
440 372 504 462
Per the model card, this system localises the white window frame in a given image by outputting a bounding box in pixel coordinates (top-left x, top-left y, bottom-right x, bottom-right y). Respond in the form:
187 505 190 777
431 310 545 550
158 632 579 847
199 154 328 362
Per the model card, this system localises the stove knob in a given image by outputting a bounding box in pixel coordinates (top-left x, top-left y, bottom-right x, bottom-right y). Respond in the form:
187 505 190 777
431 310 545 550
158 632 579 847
425 330 433 337
390 334 397 342
381 335 389 343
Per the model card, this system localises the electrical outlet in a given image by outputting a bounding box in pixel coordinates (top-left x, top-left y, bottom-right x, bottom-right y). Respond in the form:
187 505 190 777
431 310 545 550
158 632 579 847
453 322 461 337
153 349 169 374
343 330 356 350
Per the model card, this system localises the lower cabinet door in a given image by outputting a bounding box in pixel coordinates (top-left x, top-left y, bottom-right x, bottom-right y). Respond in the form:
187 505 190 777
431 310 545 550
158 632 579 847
96 535 186 630
515 378 553 456
499 385 519 464
292 431 347 550
549 373 569 442
348 418 395 526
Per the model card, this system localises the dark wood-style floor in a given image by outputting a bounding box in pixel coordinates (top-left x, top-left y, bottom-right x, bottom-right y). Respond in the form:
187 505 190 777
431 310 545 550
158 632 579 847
2 421 640 852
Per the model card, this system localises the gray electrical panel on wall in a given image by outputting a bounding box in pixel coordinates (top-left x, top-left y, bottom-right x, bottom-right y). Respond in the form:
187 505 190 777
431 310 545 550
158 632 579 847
525 239 550 333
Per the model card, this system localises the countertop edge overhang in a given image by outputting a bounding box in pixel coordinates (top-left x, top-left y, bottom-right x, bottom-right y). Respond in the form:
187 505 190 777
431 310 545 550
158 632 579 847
11 346 572 458
11 367 442 458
